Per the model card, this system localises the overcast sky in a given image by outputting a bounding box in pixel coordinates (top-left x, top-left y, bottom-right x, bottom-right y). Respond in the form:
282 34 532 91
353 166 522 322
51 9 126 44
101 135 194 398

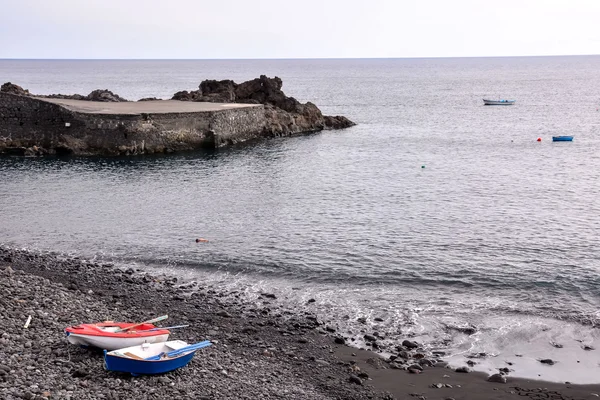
1 0 599 59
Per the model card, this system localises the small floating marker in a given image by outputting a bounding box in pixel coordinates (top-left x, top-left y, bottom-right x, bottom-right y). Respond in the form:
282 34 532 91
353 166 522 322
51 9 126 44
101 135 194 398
65 122 71 127
195 238 209 243
421 165 425 169
537 137 542 142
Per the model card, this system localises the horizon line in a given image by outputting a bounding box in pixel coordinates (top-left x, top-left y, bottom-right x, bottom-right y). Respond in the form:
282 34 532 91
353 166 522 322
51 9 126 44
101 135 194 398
1 54 599 61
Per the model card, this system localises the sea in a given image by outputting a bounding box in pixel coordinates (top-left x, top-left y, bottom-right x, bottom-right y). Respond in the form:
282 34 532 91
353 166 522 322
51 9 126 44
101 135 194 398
2 57 600 383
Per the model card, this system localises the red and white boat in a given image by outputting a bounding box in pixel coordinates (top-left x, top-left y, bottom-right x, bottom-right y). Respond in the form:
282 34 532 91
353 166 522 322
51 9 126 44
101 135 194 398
65 321 170 351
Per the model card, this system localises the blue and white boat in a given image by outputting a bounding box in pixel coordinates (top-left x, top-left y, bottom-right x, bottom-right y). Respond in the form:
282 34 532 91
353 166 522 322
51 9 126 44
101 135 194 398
104 339 212 376
552 136 574 142
483 99 515 105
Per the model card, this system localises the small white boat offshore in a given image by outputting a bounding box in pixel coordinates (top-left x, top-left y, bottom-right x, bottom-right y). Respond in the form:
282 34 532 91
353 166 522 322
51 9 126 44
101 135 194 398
104 340 213 376
483 99 515 105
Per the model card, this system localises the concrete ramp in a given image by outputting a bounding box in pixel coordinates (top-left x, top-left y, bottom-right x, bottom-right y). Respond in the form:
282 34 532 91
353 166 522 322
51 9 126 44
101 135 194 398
39 97 259 115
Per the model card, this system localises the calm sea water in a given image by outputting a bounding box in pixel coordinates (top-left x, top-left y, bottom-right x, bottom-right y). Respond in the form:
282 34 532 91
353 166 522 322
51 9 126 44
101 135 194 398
2 57 600 382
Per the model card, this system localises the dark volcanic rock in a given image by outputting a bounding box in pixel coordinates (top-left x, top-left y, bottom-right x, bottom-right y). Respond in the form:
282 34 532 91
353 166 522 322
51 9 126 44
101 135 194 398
42 89 127 102
408 364 423 371
402 340 419 349
364 334 377 342
86 89 128 102
334 337 346 345
0 82 128 102
171 75 355 137
324 115 355 129
0 82 30 96
235 76 301 113
487 373 507 383
200 79 237 103
171 90 199 101
44 93 86 100
72 369 89 378
418 358 434 367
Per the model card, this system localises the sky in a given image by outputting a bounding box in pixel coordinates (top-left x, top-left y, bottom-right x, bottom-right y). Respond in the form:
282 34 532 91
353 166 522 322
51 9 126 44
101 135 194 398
1 0 599 59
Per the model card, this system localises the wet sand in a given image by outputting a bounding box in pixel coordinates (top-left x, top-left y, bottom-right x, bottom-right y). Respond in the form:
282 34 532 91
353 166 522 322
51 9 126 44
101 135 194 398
335 344 600 400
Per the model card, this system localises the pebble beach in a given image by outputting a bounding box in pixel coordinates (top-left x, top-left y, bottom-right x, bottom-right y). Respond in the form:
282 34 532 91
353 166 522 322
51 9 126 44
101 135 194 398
0 247 391 400
2 246 600 400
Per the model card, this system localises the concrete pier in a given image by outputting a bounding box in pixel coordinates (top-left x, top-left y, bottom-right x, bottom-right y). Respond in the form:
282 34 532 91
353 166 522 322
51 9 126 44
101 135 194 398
0 93 266 156
0 76 355 156
41 98 259 114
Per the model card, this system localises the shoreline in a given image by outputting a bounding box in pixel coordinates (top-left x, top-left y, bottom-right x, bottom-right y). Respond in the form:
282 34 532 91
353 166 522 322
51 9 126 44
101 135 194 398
2 246 600 399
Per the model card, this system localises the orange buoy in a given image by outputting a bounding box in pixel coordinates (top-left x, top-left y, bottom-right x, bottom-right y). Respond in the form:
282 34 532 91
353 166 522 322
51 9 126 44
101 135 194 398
537 137 542 142
196 238 209 243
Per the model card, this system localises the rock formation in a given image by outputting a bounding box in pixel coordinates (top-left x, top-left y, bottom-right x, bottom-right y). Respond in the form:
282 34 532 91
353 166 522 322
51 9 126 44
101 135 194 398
0 82 29 96
0 77 355 156
0 83 127 102
45 89 127 102
171 75 355 136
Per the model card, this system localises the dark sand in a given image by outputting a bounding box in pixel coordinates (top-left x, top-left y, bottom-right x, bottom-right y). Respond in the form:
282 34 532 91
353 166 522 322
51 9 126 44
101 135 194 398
335 344 600 400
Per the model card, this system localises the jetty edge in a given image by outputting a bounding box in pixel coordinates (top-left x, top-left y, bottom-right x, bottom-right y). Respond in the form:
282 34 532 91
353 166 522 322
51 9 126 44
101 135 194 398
0 75 355 157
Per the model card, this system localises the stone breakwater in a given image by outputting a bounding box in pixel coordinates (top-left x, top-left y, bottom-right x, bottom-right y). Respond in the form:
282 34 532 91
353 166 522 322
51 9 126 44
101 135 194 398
0 77 355 157
0 247 399 400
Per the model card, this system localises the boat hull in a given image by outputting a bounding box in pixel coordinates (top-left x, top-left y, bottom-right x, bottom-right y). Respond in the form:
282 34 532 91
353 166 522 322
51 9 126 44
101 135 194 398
483 99 515 105
105 350 195 376
552 136 573 142
67 333 169 350
65 322 170 350
104 340 197 376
